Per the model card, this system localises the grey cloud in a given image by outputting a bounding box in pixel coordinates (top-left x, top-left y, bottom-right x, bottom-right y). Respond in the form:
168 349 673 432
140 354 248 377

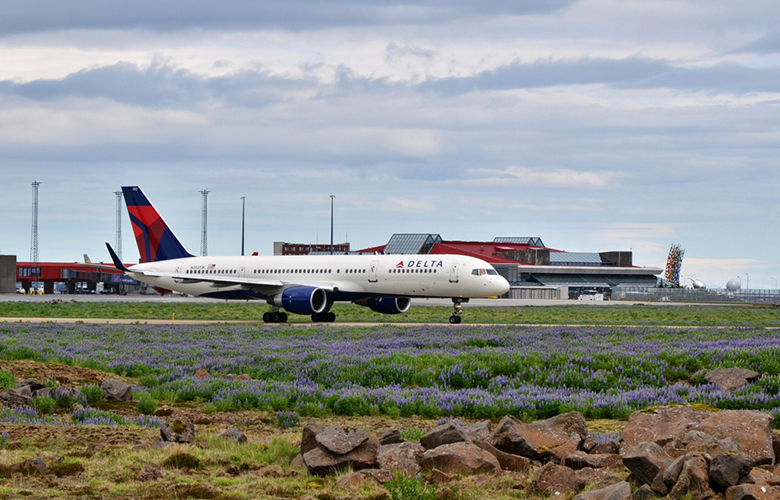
0 0 577 35
733 34 780 54
418 57 780 95
0 62 318 108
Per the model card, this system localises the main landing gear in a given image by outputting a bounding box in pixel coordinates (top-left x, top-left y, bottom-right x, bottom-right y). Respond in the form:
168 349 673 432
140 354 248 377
311 312 336 323
263 308 288 323
449 298 463 324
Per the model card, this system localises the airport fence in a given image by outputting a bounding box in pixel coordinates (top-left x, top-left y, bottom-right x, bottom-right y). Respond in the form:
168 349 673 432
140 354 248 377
612 286 780 304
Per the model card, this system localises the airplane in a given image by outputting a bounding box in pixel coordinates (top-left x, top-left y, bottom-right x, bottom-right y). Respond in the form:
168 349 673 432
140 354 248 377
106 186 510 323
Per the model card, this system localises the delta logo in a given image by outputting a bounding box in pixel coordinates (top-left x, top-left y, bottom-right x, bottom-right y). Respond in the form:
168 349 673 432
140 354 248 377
396 260 444 269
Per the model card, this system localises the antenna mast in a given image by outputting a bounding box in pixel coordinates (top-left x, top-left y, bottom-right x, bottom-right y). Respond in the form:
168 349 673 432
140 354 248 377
30 181 41 265
200 189 210 256
114 191 123 261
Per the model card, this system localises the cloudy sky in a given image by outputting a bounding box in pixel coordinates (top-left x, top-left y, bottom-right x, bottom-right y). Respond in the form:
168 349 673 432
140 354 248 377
1 0 778 290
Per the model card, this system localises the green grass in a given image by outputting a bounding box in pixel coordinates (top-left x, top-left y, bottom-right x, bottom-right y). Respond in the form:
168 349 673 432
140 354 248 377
0 300 778 326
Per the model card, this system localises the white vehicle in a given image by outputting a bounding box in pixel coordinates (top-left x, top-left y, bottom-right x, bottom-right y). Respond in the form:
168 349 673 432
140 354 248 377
107 186 510 323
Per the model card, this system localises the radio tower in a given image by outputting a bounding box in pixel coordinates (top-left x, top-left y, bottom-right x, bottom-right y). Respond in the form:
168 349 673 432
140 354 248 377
30 181 41 265
199 189 210 256
114 191 123 261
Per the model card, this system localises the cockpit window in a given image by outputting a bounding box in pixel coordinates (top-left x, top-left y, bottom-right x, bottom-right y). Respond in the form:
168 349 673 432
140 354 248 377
472 268 500 276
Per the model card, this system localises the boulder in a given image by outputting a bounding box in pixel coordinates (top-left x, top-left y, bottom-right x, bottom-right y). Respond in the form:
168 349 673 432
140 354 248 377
220 427 247 443
420 422 468 450
418 442 500 475
303 434 379 476
705 368 760 392
621 406 774 466
315 426 369 455
379 429 404 445
475 441 531 472
564 451 623 470
377 441 424 477
462 420 492 444
725 484 780 500
572 481 631 500
0 385 32 405
491 412 587 461
300 423 325 455
667 453 712 500
592 441 620 455
621 441 673 486
575 468 627 491
709 453 754 489
528 463 586 497
160 418 196 443
632 484 655 500
335 471 369 490
100 379 133 401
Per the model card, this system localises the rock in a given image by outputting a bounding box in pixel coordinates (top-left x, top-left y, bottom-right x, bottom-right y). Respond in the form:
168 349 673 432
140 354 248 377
379 429 404 445
725 483 780 500
491 412 588 461
290 454 306 469
100 379 133 401
621 406 774 466
528 462 586 497
705 368 760 392
739 467 780 487
430 468 452 483
137 464 164 481
462 420 492 444
632 484 655 500
575 468 627 491
592 442 620 455
420 422 468 450
160 418 196 443
549 434 584 464
437 487 457 500
621 441 673 486
13 457 49 476
19 380 47 392
0 386 32 405
774 434 780 466
709 453 754 489
377 441 424 477
303 434 379 476
300 423 325 455
668 453 712 500
194 368 209 379
654 455 686 495
335 471 367 489
220 427 247 443
362 469 393 483
572 481 632 500
419 442 500 475
563 451 623 470
475 441 531 472
315 426 369 455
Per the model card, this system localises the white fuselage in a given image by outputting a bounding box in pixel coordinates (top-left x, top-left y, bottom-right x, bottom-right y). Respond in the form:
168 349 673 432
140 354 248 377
126 253 510 300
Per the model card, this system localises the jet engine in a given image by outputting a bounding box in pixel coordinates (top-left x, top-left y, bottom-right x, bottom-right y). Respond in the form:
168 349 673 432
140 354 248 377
356 297 412 315
271 286 328 315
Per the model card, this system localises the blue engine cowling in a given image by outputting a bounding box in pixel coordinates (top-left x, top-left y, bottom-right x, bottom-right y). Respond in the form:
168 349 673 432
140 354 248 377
271 286 327 315
358 297 412 315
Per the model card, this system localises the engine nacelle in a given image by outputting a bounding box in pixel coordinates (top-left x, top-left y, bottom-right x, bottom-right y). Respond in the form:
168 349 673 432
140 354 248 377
271 286 328 315
357 297 412 315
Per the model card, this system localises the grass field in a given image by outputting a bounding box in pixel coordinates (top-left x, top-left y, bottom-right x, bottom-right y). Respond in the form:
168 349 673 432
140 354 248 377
0 300 778 326
0 302 778 499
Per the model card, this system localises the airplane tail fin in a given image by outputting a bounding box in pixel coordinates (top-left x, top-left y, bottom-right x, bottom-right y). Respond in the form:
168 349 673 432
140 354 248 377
122 186 194 263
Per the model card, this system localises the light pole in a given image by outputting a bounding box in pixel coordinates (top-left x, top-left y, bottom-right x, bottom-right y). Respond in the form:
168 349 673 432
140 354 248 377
771 277 778 293
240 196 245 256
329 195 335 255
745 273 749 292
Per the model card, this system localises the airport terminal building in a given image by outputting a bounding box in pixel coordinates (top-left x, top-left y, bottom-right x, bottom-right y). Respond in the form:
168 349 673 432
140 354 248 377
352 234 662 299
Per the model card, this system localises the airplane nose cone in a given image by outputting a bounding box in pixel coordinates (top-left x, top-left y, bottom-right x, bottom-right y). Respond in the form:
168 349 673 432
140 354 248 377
494 276 510 296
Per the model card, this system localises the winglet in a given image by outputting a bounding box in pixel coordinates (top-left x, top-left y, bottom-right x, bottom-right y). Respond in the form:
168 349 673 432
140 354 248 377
105 243 130 272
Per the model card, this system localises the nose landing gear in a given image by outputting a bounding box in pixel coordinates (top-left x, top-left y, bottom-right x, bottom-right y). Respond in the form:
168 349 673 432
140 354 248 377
449 298 463 324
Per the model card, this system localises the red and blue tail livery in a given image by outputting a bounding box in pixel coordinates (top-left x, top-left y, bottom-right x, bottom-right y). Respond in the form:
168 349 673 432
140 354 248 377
122 186 193 263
